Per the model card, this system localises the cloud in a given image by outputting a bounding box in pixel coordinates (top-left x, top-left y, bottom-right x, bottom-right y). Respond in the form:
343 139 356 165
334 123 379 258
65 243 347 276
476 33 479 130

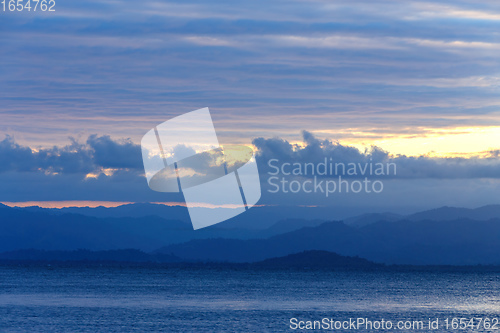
0 135 182 202
253 131 500 179
251 131 500 211
3 129 500 183
2 0 500 149
0 136 35 173
0 132 500 210
0 135 141 175
7 128 500 178
2 0 500 208
86 135 143 169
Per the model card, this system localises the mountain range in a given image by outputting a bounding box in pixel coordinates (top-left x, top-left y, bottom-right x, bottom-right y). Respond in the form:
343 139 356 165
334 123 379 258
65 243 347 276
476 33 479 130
155 218 500 265
2 202 500 265
0 248 382 270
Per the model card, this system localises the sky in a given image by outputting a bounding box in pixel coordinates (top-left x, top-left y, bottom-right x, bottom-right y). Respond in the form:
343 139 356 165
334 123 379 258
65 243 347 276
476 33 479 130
1 0 500 212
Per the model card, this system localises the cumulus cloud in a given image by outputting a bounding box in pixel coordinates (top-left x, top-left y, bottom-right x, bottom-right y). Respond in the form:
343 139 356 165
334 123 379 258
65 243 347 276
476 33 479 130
3 131 500 183
1 132 500 208
0 135 142 175
86 135 143 170
254 131 500 179
0 136 35 173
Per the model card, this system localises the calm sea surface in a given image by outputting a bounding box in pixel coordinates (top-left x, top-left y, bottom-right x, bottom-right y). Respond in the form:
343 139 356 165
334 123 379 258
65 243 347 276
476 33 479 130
1 265 500 332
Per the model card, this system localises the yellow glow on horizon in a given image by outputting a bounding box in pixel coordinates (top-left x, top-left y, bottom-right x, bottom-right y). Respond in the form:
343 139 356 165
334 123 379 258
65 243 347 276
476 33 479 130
366 126 500 157
308 126 500 157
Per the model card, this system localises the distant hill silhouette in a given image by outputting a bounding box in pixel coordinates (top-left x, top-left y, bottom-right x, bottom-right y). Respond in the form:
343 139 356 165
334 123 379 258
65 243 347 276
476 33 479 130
25 203 192 223
259 218 326 236
0 204 327 251
156 218 500 265
18 202 500 229
252 250 381 269
0 249 180 263
0 249 379 270
407 205 500 222
343 212 402 227
4 203 500 265
155 221 371 262
0 204 195 252
19 203 357 229
340 205 500 228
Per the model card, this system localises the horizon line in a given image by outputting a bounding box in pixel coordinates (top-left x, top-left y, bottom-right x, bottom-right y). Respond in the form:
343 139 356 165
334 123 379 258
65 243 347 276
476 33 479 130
1 201 270 209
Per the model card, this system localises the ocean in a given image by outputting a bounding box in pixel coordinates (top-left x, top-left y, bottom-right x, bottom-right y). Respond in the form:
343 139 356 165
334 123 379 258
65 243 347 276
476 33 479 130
1 265 499 332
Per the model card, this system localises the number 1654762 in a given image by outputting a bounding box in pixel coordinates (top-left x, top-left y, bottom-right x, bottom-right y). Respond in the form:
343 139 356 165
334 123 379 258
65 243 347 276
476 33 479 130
2 0 56 12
